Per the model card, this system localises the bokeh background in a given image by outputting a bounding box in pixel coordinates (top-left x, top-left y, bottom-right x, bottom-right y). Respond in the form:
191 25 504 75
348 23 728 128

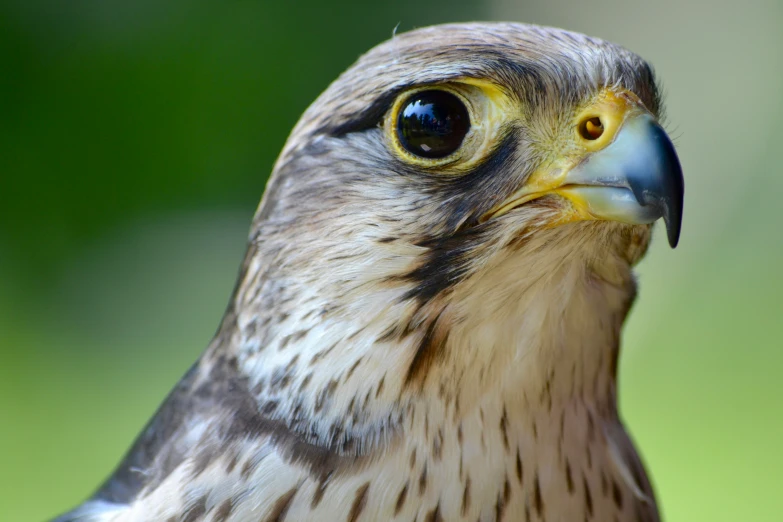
1 0 781 520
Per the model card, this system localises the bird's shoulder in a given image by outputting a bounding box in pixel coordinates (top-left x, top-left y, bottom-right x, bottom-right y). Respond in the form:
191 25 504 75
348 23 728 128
54 350 270 520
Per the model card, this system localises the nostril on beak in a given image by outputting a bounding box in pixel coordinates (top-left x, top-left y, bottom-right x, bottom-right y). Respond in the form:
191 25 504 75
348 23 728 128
578 116 604 141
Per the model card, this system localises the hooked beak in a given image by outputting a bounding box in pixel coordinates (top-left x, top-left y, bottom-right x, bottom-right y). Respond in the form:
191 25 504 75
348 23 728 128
483 90 685 247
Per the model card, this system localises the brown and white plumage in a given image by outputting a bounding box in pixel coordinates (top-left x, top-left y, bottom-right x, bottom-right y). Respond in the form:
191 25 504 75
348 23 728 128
55 22 683 522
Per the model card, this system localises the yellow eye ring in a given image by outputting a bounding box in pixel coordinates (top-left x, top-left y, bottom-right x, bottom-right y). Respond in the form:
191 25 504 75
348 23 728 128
384 80 516 173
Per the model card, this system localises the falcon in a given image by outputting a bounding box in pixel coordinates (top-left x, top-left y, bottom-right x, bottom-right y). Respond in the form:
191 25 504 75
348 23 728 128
55 22 684 522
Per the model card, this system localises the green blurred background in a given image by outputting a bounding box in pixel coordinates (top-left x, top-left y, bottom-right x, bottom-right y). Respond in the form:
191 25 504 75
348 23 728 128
1 0 781 520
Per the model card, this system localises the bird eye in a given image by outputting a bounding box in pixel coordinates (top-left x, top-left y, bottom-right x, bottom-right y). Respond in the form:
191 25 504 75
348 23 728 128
396 90 470 159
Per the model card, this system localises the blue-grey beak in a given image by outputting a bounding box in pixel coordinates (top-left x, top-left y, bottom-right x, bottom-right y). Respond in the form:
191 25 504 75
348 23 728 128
563 114 685 247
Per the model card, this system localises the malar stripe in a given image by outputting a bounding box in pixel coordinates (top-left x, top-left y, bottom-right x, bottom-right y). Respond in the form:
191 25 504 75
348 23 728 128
396 132 520 306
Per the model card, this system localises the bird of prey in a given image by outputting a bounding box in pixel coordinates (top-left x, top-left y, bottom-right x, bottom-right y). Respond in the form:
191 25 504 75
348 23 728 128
54 22 683 522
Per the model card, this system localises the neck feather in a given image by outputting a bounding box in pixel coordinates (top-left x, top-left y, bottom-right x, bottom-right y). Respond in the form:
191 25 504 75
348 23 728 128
221 232 636 456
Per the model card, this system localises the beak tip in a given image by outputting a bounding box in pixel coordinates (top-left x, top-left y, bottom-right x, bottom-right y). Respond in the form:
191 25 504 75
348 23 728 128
665 218 681 248
664 191 683 248
665 168 685 249
626 117 684 249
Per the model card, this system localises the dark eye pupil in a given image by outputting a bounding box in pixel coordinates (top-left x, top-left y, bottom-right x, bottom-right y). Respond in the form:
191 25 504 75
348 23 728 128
396 90 470 159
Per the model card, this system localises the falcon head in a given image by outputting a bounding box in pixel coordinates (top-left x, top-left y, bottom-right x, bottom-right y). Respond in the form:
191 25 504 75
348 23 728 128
228 22 683 450
53 23 683 522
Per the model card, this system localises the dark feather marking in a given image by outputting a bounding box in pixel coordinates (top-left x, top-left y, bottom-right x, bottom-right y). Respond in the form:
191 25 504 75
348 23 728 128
612 479 624 509
240 458 254 479
252 377 266 395
225 453 238 474
318 88 405 137
432 428 443 461
461 477 471 515
347 482 370 522
314 379 339 413
499 406 510 451
376 319 417 344
309 341 339 366
404 312 448 387
279 329 308 350
394 482 409 515
583 474 594 517
286 354 300 371
311 473 332 509
299 372 313 391
515 448 523 484
345 358 363 381
213 498 233 522
419 464 428 495
533 472 544 516
495 491 506 522
565 458 574 494
264 486 298 522
182 496 207 522
424 502 443 522
189 441 218 480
